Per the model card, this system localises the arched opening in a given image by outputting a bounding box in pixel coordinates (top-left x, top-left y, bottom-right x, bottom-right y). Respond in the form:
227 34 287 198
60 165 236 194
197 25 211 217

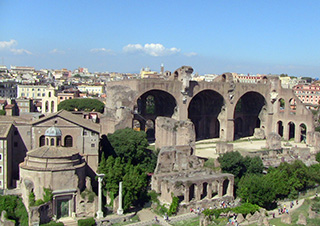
234 118 243 138
222 179 229 196
288 122 295 140
289 98 296 113
39 135 45 147
64 135 73 147
233 92 266 140
212 181 219 197
145 119 155 142
189 184 195 201
222 74 226 82
135 90 177 142
201 182 208 199
277 121 284 137
262 76 268 84
279 98 285 111
46 138 49 145
50 138 54 146
300 123 307 143
45 101 49 112
132 119 142 131
51 101 54 113
188 90 224 140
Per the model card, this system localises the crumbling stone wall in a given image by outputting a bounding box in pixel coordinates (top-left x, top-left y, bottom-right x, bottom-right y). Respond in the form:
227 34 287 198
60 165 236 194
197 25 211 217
155 117 196 150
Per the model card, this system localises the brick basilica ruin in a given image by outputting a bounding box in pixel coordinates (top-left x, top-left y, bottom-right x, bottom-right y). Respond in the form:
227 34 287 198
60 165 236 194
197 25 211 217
102 65 317 209
104 65 315 146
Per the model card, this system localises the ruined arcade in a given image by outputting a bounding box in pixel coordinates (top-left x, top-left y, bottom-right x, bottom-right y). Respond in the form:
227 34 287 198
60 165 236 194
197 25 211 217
104 66 315 146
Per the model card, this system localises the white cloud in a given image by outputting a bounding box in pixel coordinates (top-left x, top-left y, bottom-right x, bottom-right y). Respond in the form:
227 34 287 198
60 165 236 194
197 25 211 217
184 52 198 57
90 48 114 54
123 43 180 56
0 39 17 48
0 39 32 55
50 48 65 54
10 48 32 55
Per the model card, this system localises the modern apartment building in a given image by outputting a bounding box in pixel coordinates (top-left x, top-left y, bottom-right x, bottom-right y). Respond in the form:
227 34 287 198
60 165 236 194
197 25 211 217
293 83 320 107
17 85 58 114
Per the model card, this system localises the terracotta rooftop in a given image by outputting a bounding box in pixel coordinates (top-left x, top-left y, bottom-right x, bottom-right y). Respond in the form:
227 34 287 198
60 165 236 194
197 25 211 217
32 110 100 133
27 146 79 158
0 124 12 138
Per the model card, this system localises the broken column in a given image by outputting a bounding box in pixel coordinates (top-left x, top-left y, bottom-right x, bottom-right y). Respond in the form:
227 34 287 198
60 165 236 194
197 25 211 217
96 173 105 219
117 181 124 215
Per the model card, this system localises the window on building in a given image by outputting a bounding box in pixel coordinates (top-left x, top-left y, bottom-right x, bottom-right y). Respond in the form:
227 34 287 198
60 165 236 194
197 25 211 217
83 131 87 136
64 135 73 147
0 154 2 161
50 138 54 146
91 143 95 148
91 132 96 136
0 166 2 174
39 135 45 147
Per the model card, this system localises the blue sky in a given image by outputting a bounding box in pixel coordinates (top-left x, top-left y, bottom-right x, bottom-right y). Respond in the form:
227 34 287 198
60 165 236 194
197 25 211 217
1 0 320 76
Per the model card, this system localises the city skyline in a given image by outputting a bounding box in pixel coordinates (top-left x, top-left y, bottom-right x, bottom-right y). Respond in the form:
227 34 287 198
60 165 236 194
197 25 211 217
1 0 320 76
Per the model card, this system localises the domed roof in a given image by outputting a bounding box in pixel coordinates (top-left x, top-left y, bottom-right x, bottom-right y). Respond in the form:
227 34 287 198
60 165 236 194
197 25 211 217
45 126 62 137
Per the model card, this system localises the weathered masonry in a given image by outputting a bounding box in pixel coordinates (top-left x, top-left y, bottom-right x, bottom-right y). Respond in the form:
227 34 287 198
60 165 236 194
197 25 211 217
103 66 314 145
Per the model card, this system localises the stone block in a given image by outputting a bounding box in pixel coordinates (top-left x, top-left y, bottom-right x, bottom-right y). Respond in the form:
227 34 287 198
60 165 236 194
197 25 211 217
236 213 244 223
254 128 265 139
216 142 233 154
266 132 281 150
281 214 291 224
296 213 307 225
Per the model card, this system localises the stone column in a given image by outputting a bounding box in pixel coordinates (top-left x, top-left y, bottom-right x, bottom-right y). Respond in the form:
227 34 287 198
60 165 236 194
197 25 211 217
71 193 76 218
218 180 223 197
96 173 105 219
185 186 190 203
227 178 234 196
295 124 301 143
283 123 289 141
195 184 201 201
207 183 212 199
117 181 124 215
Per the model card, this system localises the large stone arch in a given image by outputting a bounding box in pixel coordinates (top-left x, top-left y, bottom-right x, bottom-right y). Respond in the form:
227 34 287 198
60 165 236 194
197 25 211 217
233 91 267 140
134 89 177 142
188 89 225 140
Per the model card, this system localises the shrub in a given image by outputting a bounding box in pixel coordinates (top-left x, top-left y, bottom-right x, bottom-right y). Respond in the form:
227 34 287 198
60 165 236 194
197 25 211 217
168 193 179 216
29 191 36 206
78 217 96 226
43 187 53 203
80 189 96 203
35 199 45 206
0 195 28 226
316 152 320 163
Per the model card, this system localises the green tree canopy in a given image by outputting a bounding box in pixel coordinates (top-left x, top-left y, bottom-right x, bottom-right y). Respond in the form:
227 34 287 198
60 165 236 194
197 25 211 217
58 98 104 113
107 128 156 172
98 128 158 212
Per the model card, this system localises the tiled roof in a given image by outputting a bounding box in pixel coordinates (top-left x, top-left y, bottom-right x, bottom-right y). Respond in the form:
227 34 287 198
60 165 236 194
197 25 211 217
32 110 100 133
0 124 12 138
27 146 79 158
